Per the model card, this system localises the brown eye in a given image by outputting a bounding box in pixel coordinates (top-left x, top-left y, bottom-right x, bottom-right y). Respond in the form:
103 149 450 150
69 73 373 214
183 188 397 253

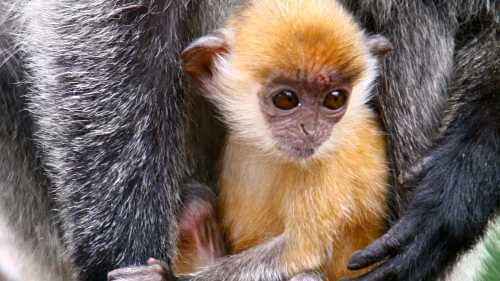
272 90 300 110
323 90 348 110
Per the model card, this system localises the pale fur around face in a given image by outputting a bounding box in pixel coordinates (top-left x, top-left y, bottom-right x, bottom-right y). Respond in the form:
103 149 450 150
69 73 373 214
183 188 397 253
205 38 380 162
207 54 278 157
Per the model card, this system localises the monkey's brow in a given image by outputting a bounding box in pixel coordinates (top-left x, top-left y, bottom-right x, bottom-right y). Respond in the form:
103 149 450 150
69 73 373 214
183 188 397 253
266 72 351 90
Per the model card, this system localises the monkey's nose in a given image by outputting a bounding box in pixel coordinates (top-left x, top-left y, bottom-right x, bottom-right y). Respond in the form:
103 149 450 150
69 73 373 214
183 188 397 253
300 123 315 136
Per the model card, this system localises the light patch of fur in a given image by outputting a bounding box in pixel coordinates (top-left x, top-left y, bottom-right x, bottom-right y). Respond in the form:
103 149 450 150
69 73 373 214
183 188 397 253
442 215 500 281
0 216 22 281
210 55 278 156
442 241 485 281
0 216 72 281
0 135 74 281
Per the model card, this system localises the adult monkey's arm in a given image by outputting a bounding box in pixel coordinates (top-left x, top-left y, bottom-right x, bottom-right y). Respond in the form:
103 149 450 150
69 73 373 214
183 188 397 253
345 2 499 281
22 1 191 280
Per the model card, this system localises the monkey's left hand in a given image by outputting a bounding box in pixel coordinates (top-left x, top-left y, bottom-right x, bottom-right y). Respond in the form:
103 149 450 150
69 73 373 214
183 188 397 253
341 155 437 281
345 148 458 281
343 209 429 281
342 156 450 281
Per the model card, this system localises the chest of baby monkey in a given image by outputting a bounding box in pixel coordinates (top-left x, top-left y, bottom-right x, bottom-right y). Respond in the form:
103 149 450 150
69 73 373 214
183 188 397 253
218 118 389 279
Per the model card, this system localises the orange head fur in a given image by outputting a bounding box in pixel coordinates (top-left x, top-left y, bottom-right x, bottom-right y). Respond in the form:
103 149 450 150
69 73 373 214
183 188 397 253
182 0 391 162
229 0 367 84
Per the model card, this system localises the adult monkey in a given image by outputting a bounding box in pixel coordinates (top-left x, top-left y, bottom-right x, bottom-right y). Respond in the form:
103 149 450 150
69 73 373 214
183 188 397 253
0 1 497 281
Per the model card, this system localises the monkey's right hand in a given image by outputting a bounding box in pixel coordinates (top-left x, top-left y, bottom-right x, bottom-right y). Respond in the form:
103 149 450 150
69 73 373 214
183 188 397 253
108 258 175 281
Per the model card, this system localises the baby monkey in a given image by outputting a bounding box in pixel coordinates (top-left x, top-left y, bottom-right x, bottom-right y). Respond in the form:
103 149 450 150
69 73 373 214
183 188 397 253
108 0 392 280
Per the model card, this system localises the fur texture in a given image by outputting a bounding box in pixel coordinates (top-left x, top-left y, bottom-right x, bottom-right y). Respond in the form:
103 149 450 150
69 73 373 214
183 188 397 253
0 0 237 280
19 1 202 279
1 1 74 280
0 1 498 281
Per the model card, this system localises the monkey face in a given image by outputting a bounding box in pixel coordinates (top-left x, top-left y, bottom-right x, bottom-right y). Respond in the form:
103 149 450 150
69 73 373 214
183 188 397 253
259 73 351 159
181 26 385 162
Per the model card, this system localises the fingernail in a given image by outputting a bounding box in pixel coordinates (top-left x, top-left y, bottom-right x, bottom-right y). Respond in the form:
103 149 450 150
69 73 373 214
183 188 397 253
347 263 361 270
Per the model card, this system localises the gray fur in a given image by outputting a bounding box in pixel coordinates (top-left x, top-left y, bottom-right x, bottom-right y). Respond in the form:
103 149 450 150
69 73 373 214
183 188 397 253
180 235 288 281
1 0 241 280
1 1 73 280
343 3 499 281
342 1 455 209
0 1 497 281
342 0 497 211
18 0 196 278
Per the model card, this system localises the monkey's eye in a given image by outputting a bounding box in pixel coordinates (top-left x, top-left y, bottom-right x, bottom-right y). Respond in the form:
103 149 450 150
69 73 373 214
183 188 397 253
323 90 348 110
272 90 300 110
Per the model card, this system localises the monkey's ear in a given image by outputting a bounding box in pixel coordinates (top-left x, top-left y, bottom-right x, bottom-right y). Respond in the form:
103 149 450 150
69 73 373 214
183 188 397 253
366 34 393 58
181 29 232 81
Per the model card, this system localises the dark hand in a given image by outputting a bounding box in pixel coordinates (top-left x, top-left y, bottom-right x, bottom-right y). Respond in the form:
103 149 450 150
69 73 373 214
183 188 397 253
343 152 448 281
344 131 499 281
344 210 431 281
341 157 434 281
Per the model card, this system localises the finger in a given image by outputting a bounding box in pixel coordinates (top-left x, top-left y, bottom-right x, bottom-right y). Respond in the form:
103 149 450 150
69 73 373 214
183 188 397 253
343 257 399 281
147 258 174 279
347 234 398 270
347 216 417 270
346 224 433 281
108 265 163 281
147 258 169 270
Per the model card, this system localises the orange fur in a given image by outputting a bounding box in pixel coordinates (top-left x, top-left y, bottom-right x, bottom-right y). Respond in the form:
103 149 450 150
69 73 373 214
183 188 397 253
219 112 388 280
229 0 367 84
178 0 389 280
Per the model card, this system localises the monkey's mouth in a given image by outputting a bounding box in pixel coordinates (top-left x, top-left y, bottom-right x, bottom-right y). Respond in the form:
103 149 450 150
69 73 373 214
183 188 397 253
278 144 317 160
273 134 327 160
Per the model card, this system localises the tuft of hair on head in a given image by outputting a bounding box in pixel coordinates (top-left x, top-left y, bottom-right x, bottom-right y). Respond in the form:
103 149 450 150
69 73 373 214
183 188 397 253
181 0 392 89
